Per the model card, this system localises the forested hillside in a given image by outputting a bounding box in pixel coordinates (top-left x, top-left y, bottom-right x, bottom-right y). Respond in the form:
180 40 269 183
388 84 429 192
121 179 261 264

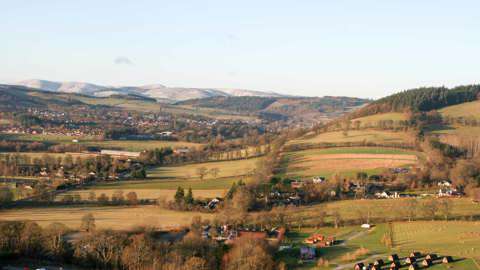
351 84 480 119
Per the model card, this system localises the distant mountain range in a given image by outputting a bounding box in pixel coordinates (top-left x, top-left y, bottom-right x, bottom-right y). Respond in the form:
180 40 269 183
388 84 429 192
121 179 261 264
16 79 287 102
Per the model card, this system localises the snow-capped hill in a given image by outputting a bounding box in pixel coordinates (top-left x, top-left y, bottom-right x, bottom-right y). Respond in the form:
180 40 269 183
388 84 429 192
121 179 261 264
18 79 63 92
219 88 285 97
16 79 287 101
57 81 105 95
19 79 106 95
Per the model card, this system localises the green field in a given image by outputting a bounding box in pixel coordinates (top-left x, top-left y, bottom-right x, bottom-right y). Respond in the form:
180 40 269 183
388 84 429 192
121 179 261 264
394 221 480 261
86 177 240 190
281 147 419 179
0 205 213 230
431 125 480 137
0 118 12 125
0 133 99 143
80 139 202 151
0 133 202 151
352 112 408 126
288 129 413 146
287 198 480 226
88 157 260 191
0 151 97 160
439 100 480 120
148 157 260 180
282 221 479 269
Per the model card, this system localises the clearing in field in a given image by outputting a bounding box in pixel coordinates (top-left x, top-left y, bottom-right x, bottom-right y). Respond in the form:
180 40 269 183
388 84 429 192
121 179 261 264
282 147 418 178
288 129 415 147
439 100 480 120
0 205 213 230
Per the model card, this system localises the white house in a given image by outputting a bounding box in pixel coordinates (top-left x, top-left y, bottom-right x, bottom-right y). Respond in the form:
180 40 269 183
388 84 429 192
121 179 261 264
437 180 452 187
312 176 325 184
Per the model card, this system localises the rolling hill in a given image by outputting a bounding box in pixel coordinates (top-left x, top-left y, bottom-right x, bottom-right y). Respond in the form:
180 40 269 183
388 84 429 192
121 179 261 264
178 96 369 123
16 79 286 102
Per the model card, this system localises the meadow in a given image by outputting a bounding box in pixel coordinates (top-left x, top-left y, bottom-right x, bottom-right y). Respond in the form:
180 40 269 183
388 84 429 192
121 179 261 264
79 139 202 151
0 151 98 160
0 133 202 151
439 100 480 120
287 129 415 147
148 157 260 180
393 221 480 260
281 147 419 179
0 205 213 230
285 222 479 269
351 112 408 127
82 157 260 193
287 198 480 226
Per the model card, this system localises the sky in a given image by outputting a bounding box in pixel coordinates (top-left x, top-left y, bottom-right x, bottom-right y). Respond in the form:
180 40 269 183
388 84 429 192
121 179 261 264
2 0 480 98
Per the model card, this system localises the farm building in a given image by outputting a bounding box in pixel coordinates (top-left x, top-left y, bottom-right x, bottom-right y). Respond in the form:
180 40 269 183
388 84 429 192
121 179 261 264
422 259 432 267
300 246 315 260
373 259 384 266
409 251 421 258
438 188 463 197
437 180 452 187
388 254 399 261
304 234 335 246
442 256 453 263
353 262 364 270
390 261 400 269
361 224 372 229
312 176 325 184
405 256 416 264
408 264 418 270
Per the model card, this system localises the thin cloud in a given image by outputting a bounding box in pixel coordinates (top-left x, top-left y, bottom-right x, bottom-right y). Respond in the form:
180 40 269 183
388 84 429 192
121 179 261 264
114 56 134 65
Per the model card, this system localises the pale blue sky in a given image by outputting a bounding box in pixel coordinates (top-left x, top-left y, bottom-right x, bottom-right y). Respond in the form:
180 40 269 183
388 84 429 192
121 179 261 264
2 0 480 98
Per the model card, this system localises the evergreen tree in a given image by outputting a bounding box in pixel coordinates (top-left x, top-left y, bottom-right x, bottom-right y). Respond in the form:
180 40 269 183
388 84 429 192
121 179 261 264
174 187 185 204
185 187 194 205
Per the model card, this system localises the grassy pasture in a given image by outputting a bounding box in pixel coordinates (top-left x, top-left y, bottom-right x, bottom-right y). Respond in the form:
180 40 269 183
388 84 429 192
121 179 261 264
80 140 202 151
0 205 213 230
281 222 479 269
87 157 260 191
393 221 480 261
0 151 98 160
148 157 260 180
282 147 418 178
0 118 12 125
0 133 99 143
0 133 202 151
351 112 408 125
439 100 480 120
288 198 480 226
87 178 238 190
288 129 414 147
